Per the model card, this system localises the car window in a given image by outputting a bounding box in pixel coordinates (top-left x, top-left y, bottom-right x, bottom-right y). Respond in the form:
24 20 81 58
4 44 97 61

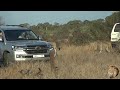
0 31 3 41
114 24 120 32
4 30 39 41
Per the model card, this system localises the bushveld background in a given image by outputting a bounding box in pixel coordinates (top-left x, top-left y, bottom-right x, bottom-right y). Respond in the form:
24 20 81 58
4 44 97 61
0 11 120 79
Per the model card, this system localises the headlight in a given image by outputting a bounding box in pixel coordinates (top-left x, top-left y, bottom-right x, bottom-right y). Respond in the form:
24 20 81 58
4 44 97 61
47 44 54 50
12 45 25 50
12 45 15 50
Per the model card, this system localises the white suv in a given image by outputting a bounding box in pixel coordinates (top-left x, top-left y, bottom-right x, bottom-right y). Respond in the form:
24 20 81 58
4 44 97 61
111 23 120 48
0 25 56 66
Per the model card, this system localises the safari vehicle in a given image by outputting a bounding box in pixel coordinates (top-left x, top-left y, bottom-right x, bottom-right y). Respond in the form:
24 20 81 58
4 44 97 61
111 23 120 49
0 25 56 66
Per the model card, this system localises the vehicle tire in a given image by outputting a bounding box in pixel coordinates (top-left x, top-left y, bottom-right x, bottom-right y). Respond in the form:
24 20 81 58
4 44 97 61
114 44 120 53
111 44 117 52
3 52 9 67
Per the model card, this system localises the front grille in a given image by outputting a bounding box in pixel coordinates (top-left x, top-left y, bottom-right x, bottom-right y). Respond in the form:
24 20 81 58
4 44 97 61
24 45 48 54
27 45 47 48
24 50 47 54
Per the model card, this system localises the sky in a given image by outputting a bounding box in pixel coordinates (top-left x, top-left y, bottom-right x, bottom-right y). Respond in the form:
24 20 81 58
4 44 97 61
0 11 114 25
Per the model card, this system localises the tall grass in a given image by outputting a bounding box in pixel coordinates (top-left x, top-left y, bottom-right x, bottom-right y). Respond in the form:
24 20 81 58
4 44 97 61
0 41 120 79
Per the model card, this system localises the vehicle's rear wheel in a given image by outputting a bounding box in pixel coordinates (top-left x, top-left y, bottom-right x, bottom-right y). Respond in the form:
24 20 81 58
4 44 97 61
3 52 10 67
112 42 120 53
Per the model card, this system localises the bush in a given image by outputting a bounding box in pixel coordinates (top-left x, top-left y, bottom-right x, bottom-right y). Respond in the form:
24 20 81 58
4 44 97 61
71 30 92 46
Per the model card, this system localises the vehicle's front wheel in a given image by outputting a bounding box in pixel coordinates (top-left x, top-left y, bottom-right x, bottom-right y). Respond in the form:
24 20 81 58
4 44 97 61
3 52 10 67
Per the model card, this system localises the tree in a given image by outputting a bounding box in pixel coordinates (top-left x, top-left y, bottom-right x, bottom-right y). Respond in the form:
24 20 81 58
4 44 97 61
105 11 120 27
54 22 59 26
66 20 82 30
67 20 82 25
20 23 30 28
83 20 91 24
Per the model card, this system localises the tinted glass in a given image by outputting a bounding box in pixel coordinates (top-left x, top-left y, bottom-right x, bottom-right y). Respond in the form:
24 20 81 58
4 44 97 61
114 24 120 32
4 30 38 41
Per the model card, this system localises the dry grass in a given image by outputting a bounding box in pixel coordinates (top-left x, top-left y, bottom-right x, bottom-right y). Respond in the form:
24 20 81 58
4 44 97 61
0 41 120 79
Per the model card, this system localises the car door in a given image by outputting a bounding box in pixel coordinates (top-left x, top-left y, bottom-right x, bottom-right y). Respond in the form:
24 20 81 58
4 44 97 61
111 23 120 42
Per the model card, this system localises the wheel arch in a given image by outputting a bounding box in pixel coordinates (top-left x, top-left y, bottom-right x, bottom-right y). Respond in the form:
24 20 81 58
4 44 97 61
3 50 10 54
2 50 10 58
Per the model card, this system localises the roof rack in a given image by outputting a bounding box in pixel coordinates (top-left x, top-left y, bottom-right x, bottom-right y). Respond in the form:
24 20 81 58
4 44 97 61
5 25 24 27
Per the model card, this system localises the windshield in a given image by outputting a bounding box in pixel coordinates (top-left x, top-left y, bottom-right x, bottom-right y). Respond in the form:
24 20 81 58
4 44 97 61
114 24 120 32
4 30 39 41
